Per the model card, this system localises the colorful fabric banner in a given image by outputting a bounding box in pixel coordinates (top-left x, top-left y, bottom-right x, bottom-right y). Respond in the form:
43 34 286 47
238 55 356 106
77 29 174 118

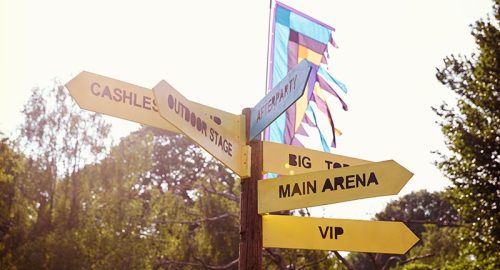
265 1 348 152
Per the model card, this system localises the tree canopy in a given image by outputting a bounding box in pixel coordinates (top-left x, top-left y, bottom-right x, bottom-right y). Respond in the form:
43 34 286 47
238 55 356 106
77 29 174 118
434 0 499 266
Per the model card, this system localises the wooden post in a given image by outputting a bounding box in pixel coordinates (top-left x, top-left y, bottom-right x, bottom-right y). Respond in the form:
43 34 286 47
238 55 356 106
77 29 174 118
239 108 263 269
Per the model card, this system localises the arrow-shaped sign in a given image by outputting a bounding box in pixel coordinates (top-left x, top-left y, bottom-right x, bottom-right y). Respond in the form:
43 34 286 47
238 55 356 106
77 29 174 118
153 80 250 177
249 60 312 140
65 71 243 137
263 215 419 254
65 71 180 133
258 160 413 213
262 141 371 175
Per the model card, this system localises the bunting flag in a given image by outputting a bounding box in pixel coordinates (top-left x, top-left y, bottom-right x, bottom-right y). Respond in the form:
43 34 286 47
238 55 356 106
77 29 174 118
265 1 348 152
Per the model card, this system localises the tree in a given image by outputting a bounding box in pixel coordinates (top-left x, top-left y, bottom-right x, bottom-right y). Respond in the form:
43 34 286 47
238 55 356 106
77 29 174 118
0 135 25 269
375 190 460 234
141 127 242 269
17 81 111 233
434 0 499 264
130 128 340 269
400 224 460 270
347 190 460 270
76 127 241 269
12 81 111 269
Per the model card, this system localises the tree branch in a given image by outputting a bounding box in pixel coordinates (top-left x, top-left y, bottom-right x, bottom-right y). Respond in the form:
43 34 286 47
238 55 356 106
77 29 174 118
368 253 379 270
264 248 287 269
154 258 207 269
192 253 239 270
297 256 328 270
202 183 239 202
389 219 462 228
160 213 237 225
381 253 434 270
155 258 238 270
155 229 239 270
333 251 356 270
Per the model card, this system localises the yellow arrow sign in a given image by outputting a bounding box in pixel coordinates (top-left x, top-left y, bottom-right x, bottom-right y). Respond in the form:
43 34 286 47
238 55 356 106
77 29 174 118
65 71 244 139
262 141 371 175
65 71 180 132
258 160 413 213
263 215 419 254
153 80 250 177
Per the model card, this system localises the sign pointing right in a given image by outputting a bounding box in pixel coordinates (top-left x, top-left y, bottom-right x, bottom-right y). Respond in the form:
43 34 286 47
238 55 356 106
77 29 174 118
258 160 413 214
263 215 419 254
262 141 371 175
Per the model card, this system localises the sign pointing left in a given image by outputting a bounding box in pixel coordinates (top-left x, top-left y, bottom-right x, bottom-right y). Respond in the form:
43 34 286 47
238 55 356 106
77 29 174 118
65 71 180 133
153 80 250 178
66 71 245 138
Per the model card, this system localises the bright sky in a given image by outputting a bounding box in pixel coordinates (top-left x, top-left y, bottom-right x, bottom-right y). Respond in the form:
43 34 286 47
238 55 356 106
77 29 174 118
0 0 493 219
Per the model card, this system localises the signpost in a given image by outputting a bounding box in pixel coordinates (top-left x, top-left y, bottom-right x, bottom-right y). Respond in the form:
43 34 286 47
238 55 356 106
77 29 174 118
153 80 250 178
66 43 419 270
66 71 419 268
262 141 371 175
263 215 419 254
258 160 413 214
249 60 312 140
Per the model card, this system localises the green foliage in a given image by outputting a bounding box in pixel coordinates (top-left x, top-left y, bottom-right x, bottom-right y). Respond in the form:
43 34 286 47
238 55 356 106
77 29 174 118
442 255 500 270
376 190 460 236
135 127 242 268
0 136 25 269
263 249 341 269
5 117 344 269
400 224 460 269
401 263 432 270
348 190 460 270
434 0 500 261
16 81 111 237
0 137 22 235
5 81 113 269
18 82 111 174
